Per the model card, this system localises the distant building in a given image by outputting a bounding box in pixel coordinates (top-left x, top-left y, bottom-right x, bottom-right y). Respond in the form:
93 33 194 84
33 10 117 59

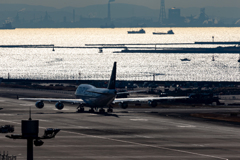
168 7 180 23
108 0 115 22
167 7 186 25
186 8 212 26
73 9 75 23
198 8 208 23
15 13 20 23
43 11 52 22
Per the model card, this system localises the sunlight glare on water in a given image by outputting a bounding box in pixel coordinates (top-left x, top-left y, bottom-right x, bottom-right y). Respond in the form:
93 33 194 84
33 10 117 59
0 28 240 81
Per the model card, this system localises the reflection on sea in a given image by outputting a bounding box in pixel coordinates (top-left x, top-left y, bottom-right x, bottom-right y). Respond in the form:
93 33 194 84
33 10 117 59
0 28 240 81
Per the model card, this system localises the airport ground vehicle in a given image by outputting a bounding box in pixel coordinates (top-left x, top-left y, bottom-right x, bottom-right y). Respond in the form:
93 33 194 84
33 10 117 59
0 125 14 133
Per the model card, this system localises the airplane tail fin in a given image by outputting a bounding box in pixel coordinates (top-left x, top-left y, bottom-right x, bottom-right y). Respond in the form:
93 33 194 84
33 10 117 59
107 62 117 89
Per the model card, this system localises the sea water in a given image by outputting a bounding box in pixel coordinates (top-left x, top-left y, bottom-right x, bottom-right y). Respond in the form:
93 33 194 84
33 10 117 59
0 27 240 81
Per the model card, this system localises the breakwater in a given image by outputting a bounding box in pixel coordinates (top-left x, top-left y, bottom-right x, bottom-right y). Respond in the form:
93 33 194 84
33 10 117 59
3 78 240 87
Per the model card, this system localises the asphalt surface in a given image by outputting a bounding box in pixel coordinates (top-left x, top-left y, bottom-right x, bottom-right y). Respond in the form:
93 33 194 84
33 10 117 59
0 87 240 160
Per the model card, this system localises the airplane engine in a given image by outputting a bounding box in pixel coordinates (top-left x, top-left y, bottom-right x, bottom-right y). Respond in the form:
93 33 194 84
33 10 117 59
55 102 64 110
35 101 44 109
148 100 157 108
119 102 128 109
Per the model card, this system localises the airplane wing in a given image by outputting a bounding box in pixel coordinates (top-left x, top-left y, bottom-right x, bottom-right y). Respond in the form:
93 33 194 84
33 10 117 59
113 96 189 103
117 90 146 95
19 98 84 104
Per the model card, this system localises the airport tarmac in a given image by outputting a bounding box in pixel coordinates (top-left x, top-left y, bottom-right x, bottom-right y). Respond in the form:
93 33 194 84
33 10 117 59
0 88 240 159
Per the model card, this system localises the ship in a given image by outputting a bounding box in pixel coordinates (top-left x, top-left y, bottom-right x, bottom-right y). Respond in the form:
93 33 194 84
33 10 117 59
0 22 15 29
116 46 240 53
181 58 191 61
153 30 174 35
128 29 146 34
212 55 215 61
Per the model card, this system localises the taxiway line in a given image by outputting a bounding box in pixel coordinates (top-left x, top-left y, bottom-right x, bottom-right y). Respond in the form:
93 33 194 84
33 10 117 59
63 130 228 160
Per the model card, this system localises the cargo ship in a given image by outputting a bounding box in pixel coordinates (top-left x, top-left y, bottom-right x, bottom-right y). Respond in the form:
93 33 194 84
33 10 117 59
153 29 174 35
128 29 145 34
0 22 15 29
116 46 240 53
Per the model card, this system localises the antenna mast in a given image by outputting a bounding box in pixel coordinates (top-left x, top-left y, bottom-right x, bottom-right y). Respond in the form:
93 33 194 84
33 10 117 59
159 0 166 24
108 0 115 22
29 107 32 121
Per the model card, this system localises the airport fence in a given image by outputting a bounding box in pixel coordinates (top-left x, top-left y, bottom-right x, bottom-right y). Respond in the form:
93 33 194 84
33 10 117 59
2 72 159 81
1 71 240 82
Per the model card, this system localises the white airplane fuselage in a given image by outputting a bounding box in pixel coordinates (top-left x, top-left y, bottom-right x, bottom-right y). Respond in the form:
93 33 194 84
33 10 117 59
19 62 189 113
75 84 117 108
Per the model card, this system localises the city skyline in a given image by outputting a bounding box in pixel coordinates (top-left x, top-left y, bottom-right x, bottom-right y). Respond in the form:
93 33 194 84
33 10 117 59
0 0 240 9
0 0 240 28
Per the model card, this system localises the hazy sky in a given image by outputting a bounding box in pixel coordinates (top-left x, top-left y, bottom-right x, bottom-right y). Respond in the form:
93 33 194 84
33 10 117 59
1 0 240 9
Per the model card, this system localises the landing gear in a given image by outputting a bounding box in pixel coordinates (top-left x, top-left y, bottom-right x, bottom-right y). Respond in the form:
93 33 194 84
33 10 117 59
77 105 84 113
107 105 113 113
107 108 113 113
89 108 95 113
99 108 105 114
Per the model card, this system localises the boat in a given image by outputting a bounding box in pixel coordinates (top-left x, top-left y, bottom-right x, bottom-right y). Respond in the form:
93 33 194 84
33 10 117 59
181 58 191 61
153 30 174 35
212 55 215 61
128 29 145 34
0 22 15 29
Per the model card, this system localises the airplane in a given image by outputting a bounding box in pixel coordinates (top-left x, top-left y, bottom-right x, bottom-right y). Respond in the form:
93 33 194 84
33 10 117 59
19 62 189 113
